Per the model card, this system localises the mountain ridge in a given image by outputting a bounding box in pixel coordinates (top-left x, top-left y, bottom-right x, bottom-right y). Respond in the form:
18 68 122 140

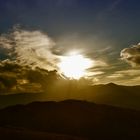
0 83 140 110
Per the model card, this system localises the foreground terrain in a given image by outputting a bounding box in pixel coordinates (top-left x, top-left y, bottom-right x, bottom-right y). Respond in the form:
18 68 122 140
0 100 140 139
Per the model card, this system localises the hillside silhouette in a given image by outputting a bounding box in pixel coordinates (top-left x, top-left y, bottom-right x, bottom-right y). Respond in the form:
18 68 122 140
0 100 140 139
0 83 140 110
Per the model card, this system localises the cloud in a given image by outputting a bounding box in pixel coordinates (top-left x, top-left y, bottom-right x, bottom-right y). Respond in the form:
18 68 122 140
120 43 140 66
116 69 140 76
108 69 140 79
0 27 58 70
114 76 140 86
0 26 113 88
0 60 61 93
0 27 107 72
104 68 140 86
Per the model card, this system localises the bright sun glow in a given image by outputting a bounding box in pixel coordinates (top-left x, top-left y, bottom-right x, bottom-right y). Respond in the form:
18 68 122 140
58 54 92 79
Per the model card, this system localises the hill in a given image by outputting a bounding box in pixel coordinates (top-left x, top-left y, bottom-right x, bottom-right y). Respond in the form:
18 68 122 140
0 100 140 139
0 83 140 110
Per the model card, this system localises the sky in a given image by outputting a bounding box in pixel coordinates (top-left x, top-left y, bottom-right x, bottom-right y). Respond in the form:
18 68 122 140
0 0 140 87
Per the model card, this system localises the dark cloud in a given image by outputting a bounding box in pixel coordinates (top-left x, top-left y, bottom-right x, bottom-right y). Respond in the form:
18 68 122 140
0 59 22 72
120 43 140 66
0 60 61 94
26 68 59 89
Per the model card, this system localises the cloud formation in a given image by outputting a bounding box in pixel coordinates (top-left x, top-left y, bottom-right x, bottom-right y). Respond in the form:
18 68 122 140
0 27 108 77
0 26 115 90
0 27 58 70
0 60 61 93
120 43 140 66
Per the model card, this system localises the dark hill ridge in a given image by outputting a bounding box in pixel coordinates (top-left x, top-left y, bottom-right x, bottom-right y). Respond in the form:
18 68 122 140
0 100 140 139
0 83 140 110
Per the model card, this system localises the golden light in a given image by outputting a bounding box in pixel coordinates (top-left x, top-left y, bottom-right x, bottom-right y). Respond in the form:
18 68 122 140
58 53 92 79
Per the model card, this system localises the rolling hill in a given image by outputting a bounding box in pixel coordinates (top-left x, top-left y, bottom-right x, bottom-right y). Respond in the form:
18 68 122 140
0 83 140 110
0 100 140 139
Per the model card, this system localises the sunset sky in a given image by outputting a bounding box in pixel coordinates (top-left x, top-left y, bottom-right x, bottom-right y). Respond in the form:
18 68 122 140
0 0 140 86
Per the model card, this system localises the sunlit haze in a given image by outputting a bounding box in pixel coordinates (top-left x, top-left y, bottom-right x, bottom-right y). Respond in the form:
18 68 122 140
58 53 92 79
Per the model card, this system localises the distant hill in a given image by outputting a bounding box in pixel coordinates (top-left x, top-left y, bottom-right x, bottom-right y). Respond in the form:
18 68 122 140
0 83 140 110
86 83 140 110
0 100 140 139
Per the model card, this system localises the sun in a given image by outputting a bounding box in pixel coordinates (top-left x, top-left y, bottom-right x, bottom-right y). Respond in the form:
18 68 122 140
58 53 92 79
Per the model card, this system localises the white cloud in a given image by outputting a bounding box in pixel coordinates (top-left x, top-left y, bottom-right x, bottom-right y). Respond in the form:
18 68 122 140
0 28 58 70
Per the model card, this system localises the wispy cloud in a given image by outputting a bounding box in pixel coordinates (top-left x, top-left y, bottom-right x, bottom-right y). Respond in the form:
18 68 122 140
0 27 58 70
108 0 123 12
106 68 140 85
97 0 123 20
